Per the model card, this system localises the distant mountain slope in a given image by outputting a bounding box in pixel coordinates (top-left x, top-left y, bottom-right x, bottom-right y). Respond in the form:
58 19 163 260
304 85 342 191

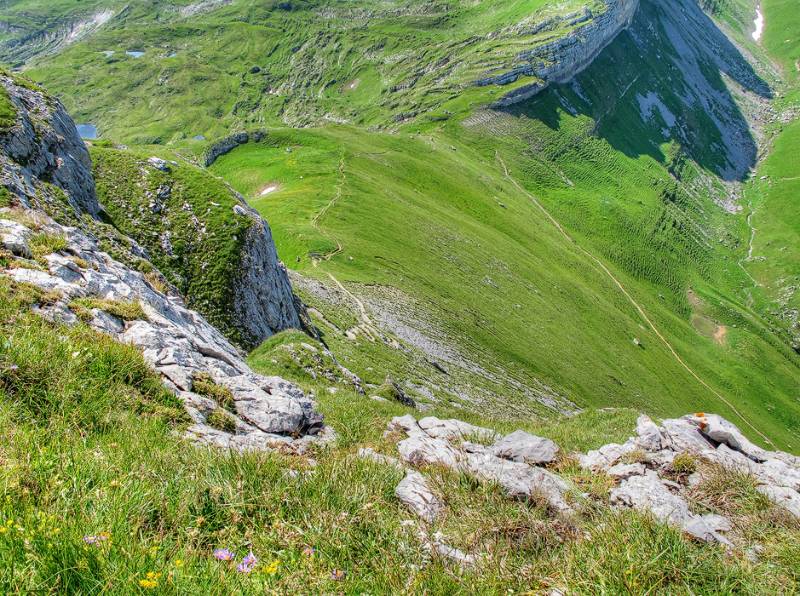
5 0 799 450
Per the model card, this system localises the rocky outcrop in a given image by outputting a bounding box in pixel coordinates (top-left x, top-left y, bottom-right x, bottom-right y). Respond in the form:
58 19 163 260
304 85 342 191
579 413 800 524
0 74 325 451
365 412 799 554
0 73 98 217
476 0 639 106
0 209 326 451
233 204 303 345
0 10 115 66
386 415 574 514
202 130 265 167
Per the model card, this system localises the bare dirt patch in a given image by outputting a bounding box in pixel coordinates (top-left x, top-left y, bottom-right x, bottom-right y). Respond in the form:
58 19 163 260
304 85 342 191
257 182 281 197
341 79 360 93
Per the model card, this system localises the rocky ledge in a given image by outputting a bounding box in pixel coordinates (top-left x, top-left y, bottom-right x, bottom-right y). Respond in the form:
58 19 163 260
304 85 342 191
0 209 327 451
0 72 325 452
477 0 639 106
361 412 799 565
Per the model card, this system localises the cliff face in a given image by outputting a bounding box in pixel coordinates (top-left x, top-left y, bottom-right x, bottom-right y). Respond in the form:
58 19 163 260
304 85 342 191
477 0 640 106
0 74 323 450
91 144 302 350
0 74 98 216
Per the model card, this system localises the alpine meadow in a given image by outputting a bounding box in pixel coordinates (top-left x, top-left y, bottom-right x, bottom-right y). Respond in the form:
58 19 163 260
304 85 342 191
0 0 799 593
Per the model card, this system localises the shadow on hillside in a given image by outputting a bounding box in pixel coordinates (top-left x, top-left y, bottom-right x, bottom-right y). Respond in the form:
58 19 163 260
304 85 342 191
500 0 770 182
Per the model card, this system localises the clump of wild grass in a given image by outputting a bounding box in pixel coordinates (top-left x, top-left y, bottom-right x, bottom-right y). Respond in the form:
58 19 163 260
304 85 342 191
192 372 235 411
207 408 237 433
69 298 146 322
670 452 697 475
29 232 67 261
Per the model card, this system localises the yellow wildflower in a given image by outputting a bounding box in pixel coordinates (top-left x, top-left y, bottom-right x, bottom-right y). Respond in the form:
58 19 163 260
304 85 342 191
0 526 7 535
174 559 184 569
138 579 158 589
265 560 280 575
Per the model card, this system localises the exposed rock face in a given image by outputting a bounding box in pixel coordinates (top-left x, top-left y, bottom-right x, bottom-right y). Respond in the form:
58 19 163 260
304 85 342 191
202 130 265 167
580 413 800 522
0 211 325 451
0 75 324 451
477 0 640 105
234 208 303 345
0 74 98 217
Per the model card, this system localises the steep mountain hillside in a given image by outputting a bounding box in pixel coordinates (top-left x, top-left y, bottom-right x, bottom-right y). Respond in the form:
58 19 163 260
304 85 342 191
11 0 631 139
7 0 797 449
1 0 800 592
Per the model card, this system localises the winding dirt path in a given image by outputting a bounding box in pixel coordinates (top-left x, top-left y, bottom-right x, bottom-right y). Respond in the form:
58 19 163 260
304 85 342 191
496 153 773 446
311 154 345 266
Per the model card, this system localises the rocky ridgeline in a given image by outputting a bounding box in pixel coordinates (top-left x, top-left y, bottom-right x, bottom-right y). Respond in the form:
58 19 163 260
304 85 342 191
477 0 639 106
361 413 799 565
0 73 325 451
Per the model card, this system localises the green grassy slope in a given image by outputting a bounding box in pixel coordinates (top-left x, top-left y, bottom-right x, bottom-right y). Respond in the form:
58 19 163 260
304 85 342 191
1 277 798 593
90 144 263 347
12 0 596 141
211 115 800 448
6 0 800 448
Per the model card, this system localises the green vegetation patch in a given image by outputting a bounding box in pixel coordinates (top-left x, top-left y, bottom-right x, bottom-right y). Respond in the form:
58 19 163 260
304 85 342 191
90 146 255 347
69 298 146 323
192 371 235 412
0 84 15 132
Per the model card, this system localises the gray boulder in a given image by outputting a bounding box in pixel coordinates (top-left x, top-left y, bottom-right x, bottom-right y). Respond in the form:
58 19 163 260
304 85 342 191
492 430 560 465
418 416 498 442
396 470 444 523
0 219 32 258
610 471 731 544
635 414 665 451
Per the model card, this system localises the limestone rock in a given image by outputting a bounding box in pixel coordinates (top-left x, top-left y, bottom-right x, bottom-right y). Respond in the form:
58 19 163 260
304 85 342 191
357 447 404 470
418 416 498 442
0 74 99 217
685 413 767 461
480 0 640 106
491 430 559 465
757 485 800 518
0 219 32 258
465 448 572 513
607 462 646 480
395 470 443 523
397 434 462 469
610 471 731 544
635 414 664 451
578 440 638 471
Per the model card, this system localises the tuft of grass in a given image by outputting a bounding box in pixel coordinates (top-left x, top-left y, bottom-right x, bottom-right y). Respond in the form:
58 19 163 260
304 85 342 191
690 464 773 517
0 85 15 132
69 298 146 322
206 408 236 433
29 232 67 261
143 270 168 295
671 452 698 475
0 187 13 208
192 372 235 412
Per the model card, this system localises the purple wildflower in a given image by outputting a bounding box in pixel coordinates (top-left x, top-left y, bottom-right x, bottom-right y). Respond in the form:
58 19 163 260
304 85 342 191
213 548 235 561
83 532 110 545
236 551 258 574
